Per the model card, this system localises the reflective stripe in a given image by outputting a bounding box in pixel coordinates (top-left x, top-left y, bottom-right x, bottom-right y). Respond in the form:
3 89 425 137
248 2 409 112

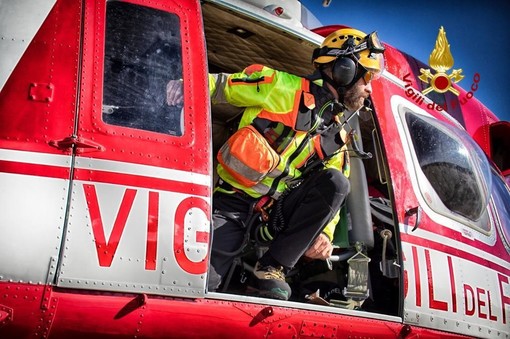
266 168 283 178
217 125 280 188
219 143 268 184
251 182 272 197
216 65 346 198
257 89 303 128
220 125 315 198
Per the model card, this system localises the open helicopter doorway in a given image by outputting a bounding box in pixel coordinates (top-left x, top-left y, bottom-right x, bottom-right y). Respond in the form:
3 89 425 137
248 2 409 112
201 1 401 318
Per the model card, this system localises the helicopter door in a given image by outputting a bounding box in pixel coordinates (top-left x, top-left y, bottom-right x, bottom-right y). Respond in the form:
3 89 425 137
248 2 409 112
55 0 212 298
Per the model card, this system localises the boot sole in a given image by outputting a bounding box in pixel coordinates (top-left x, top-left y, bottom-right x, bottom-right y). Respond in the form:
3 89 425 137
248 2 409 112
246 285 290 301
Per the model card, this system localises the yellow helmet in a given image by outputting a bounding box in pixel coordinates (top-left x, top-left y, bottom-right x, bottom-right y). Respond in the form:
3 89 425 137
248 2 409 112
313 28 385 75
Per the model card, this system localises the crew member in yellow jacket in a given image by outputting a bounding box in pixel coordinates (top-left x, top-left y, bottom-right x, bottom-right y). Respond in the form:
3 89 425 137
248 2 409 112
167 28 385 301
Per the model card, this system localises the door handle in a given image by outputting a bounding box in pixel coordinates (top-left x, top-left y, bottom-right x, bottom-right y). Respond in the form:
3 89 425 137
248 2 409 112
49 136 105 153
405 206 422 232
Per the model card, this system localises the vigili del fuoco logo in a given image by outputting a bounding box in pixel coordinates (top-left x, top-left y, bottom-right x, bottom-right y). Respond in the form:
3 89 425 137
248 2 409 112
419 26 464 95
402 26 480 112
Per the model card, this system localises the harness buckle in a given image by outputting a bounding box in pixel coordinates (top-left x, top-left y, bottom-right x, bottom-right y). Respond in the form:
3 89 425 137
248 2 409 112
254 196 274 222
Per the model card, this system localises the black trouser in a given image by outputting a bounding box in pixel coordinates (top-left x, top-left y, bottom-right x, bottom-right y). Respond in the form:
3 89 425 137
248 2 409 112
208 168 350 291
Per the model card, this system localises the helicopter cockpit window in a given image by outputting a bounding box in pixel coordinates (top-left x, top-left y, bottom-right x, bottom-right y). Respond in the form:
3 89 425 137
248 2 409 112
102 1 183 136
405 112 492 229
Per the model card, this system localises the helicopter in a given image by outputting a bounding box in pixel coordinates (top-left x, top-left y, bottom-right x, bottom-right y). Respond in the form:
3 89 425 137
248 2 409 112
0 0 509 337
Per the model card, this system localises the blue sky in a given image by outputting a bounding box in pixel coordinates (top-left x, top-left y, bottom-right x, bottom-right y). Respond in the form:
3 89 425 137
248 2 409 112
300 0 510 123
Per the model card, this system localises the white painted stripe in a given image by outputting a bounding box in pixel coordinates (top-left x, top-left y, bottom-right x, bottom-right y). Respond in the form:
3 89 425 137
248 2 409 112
0 149 211 186
402 224 510 270
381 70 405 87
75 157 211 186
0 148 70 167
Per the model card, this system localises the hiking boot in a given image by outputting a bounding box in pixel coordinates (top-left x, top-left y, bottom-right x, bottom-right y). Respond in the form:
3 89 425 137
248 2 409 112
250 262 292 300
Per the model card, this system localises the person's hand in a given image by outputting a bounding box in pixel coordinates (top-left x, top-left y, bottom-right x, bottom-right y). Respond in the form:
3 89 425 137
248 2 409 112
166 79 184 106
304 233 333 260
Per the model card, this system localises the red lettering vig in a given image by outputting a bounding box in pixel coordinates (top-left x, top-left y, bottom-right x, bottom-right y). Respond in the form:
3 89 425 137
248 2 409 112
84 184 136 267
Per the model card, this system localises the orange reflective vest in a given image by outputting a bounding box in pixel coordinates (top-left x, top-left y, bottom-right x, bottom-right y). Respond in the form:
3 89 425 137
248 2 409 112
212 65 350 240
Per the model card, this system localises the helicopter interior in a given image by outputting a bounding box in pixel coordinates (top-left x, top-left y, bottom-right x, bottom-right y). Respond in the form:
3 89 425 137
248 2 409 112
201 2 400 316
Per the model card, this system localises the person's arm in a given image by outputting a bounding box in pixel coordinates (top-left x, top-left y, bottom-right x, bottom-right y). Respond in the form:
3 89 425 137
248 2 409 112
224 64 302 110
209 73 230 105
303 211 338 259
166 79 183 106
166 73 230 106
304 233 333 260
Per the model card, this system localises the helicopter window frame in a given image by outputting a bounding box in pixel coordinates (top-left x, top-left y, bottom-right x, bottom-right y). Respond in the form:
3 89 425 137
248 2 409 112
397 105 492 234
489 166 510 253
101 1 184 137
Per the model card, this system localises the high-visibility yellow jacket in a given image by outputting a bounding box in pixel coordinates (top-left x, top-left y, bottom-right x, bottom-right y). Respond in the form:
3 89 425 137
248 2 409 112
210 65 350 240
